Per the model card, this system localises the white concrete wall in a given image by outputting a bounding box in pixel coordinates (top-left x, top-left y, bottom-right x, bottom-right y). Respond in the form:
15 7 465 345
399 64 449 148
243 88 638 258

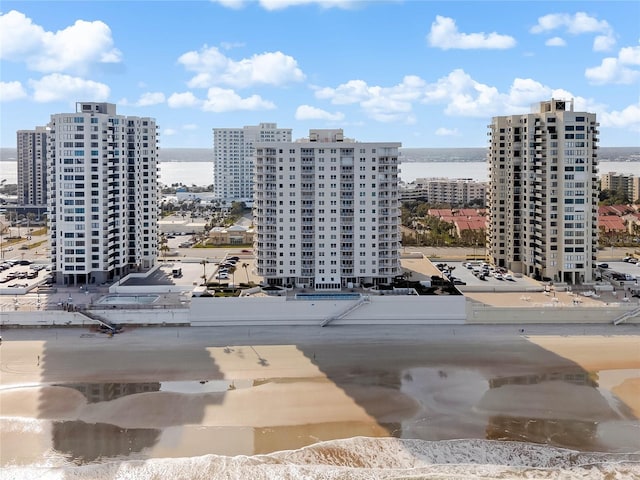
1 308 190 327
466 303 639 324
190 294 467 326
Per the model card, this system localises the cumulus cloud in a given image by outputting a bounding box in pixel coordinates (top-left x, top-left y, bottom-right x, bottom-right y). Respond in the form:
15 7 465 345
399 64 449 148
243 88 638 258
120 92 165 107
28 73 110 102
0 10 122 74
167 92 201 108
545 37 566 47
593 34 616 52
319 68 586 121
202 87 275 112
0 81 28 102
163 128 178 136
211 0 356 9
315 76 425 123
134 92 166 106
585 44 640 85
530 12 615 51
530 12 611 35
599 101 640 131
435 127 460 136
427 16 516 50
178 46 305 89
295 105 344 121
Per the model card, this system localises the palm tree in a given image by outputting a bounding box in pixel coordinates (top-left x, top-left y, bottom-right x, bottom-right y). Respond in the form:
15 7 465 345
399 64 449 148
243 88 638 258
242 263 249 283
200 259 209 284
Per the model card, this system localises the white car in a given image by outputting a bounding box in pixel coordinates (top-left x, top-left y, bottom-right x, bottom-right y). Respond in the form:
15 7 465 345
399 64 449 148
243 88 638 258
214 273 229 280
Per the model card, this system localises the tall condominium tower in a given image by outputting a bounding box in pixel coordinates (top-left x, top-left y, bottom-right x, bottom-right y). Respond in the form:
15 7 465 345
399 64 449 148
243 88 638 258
487 99 599 284
213 123 291 203
253 129 402 290
16 126 48 212
48 102 159 285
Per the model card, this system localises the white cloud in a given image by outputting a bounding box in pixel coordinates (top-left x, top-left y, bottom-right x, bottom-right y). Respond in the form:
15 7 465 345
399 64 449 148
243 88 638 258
295 105 344 121
167 92 201 108
28 73 110 102
435 127 460 136
134 92 166 107
258 0 356 10
530 12 611 35
315 79 373 104
427 16 516 50
0 10 122 74
178 46 305 89
315 76 424 123
593 34 616 52
202 87 275 112
619 44 640 65
182 124 198 130
211 0 357 10
598 101 640 131
211 0 245 9
163 128 178 136
0 81 28 102
530 12 615 52
545 37 566 47
585 44 640 85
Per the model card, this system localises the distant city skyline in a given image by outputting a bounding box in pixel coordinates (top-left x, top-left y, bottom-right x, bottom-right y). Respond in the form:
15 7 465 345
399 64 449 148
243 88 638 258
1 1 639 149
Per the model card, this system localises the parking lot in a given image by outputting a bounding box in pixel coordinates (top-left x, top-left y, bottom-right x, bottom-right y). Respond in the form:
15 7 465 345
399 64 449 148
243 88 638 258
0 259 51 290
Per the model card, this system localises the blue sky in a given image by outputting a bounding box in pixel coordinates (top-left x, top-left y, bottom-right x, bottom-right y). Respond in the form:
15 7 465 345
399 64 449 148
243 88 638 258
1 0 639 148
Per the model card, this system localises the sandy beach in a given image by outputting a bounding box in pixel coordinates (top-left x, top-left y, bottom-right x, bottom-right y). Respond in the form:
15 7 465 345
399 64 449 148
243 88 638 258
1 324 639 468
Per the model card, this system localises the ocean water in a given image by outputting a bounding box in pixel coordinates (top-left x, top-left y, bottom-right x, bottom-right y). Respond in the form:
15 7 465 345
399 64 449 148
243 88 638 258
1 147 638 186
3 437 639 479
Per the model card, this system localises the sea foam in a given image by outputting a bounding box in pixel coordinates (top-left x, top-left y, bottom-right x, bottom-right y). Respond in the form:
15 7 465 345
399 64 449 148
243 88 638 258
1 437 638 480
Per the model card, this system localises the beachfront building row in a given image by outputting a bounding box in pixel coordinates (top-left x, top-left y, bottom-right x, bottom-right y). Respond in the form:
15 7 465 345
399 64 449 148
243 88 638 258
47 102 159 285
16 127 48 215
487 98 599 285
212 123 291 204
400 177 487 206
600 172 640 203
253 129 402 290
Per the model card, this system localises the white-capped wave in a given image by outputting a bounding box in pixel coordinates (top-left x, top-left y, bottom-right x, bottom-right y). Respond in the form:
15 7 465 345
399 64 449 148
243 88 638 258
0 417 46 434
1 437 638 480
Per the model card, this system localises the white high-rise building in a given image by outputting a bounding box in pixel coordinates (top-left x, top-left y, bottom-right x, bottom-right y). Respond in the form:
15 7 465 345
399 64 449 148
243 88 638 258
253 129 402 290
47 102 159 285
213 123 292 203
487 99 599 284
16 126 48 211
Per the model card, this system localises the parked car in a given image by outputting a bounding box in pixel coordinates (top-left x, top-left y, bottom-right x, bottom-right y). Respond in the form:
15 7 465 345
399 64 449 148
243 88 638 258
452 279 466 285
598 263 609 269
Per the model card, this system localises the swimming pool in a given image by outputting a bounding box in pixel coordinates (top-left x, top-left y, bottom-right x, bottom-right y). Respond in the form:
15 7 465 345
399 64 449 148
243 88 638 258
294 293 361 301
97 294 160 305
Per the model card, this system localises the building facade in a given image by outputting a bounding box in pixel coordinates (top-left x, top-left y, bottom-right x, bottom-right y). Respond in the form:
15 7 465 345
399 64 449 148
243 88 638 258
48 102 159 285
487 99 599 284
401 177 486 206
601 172 640 203
253 129 402 290
16 126 48 213
213 123 291 203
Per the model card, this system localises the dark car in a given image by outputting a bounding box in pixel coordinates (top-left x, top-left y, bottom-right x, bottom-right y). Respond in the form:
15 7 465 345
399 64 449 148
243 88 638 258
598 263 609 269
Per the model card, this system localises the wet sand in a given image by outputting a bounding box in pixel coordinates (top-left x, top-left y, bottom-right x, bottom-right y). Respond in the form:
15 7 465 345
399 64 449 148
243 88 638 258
1 324 639 465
